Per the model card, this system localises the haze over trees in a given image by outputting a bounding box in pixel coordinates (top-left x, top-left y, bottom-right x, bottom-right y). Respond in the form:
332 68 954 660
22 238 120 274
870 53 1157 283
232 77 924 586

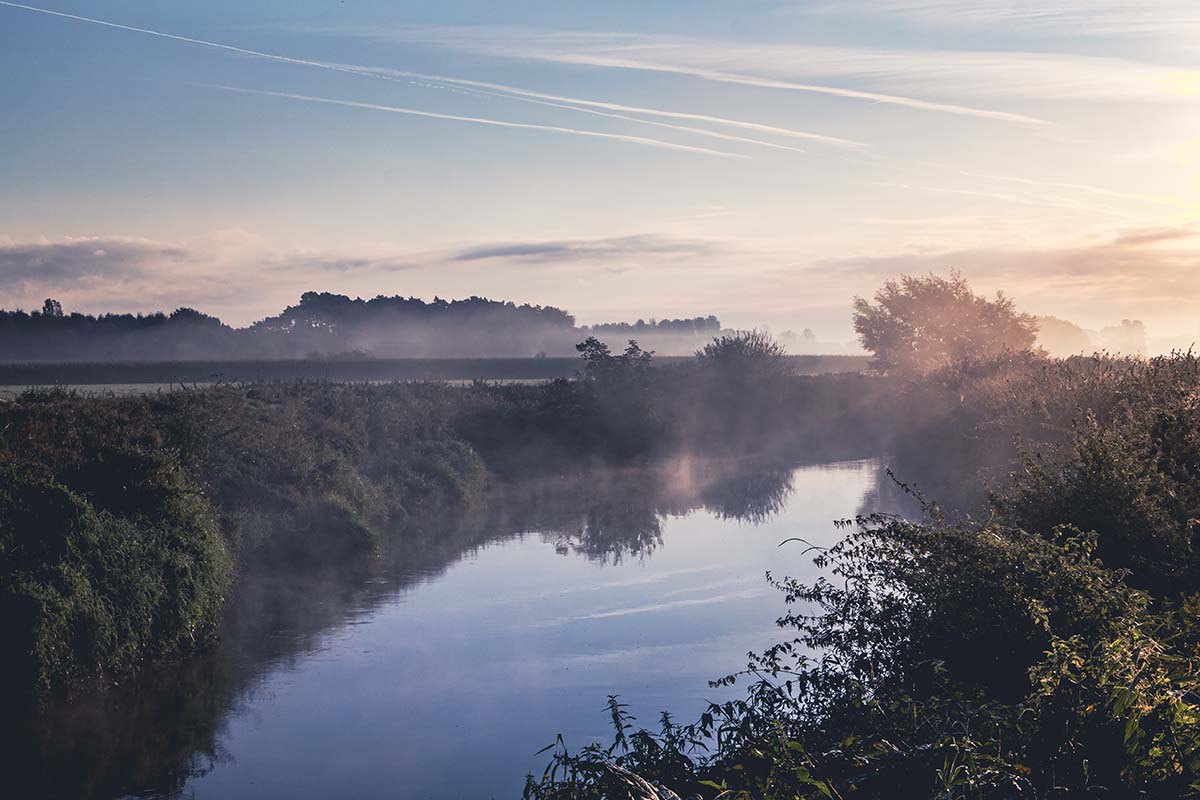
1036 315 1095 356
1037 315 1149 357
852 272 1038 373
1100 318 1148 356
0 293 737 361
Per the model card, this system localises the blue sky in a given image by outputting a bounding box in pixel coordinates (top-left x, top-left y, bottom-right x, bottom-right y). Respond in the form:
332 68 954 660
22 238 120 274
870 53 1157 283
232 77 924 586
1 1 1198 343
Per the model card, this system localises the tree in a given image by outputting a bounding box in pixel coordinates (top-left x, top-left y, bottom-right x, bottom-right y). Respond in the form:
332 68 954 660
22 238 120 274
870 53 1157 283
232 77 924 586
576 337 653 384
852 272 1037 374
41 298 63 318
695 330 790 384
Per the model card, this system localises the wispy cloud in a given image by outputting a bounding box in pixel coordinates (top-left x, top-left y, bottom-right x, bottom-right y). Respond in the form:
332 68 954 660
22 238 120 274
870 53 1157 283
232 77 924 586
822 226 1200 304
0 1 365 75
259 252 417 274
0 236 191 286
351 69 812 155
337 65 865 151
870 181 1139 219
0 230 750 324
343 26 1054 126
449 234 724 264
0 2 832 158
0 0 1050 131
357 25 1200 110
951 170 1192 211
810 1 1200 36
211 85 748 159
1111 226 1199 247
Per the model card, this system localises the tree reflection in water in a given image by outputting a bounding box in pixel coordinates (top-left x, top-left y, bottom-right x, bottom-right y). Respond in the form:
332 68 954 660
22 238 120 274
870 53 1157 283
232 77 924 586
1 456 803 800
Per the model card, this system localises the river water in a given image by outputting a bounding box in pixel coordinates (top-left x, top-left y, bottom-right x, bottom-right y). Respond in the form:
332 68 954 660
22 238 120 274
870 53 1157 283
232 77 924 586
9 457 904 799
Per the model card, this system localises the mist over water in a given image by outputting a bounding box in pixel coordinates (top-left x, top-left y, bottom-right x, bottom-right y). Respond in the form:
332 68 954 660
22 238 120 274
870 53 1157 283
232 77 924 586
5 458 907 800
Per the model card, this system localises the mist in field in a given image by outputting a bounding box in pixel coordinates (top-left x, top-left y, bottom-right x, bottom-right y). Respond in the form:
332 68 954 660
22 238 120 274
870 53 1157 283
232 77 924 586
0 294 735 361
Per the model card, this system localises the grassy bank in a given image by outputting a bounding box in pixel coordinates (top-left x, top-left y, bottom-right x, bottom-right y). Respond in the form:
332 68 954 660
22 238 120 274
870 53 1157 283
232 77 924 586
0 337 885 699
0 382 491 700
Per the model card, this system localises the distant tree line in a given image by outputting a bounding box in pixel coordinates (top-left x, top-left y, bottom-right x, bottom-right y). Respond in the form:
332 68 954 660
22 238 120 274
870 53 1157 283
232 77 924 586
0 293 733 361
582 315 721 335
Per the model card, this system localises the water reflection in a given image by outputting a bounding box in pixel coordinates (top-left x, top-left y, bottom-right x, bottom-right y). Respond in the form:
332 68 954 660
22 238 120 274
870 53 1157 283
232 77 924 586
496 457 796 563
3 457 886 800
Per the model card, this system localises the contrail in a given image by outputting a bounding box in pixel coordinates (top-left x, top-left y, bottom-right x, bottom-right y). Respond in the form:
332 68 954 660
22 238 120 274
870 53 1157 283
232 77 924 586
211 86 749 159
408 78 808 154
339 65 866 150
601 60 1053 127
0 1 827 156
955 169 1190 210
0 1 372 75
482 44 1051 127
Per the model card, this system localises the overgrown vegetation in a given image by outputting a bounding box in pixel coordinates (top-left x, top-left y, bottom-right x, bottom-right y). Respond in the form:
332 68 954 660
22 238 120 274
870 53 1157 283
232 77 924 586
13 267 1199 797
0 382 492 699
0 451 229 694
2 331 863 698
527 349 1200 800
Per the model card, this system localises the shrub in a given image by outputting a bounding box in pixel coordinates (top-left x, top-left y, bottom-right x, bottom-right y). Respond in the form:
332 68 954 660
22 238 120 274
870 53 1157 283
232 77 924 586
530 515 1200 799
0 451 230 695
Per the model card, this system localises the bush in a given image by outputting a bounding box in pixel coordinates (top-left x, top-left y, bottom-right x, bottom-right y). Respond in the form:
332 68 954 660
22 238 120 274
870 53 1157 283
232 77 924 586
529 516 1200 799
0 451 230 696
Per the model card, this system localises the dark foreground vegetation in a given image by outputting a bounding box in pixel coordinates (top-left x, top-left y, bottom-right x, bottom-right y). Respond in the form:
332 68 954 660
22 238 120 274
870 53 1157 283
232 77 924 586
526 348 1200 798
4 273 1198 798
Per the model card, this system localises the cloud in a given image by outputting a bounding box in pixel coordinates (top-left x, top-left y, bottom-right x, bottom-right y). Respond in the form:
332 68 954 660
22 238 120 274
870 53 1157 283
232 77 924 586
869 181 1137 219
341 26 1053 126
259 251 417 274
949 170 1191 211
0 3 826 159
1111 226 1199 246
809 1 1200 37
0 237 191 286
820 226 1200 313
333 64 864 151
449 234 724 264
0 230 746 327
211 85 747 159
359 25 1199 110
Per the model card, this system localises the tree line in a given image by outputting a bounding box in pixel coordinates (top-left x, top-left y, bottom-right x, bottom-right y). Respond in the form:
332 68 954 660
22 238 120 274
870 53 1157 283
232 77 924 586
0 293 730 361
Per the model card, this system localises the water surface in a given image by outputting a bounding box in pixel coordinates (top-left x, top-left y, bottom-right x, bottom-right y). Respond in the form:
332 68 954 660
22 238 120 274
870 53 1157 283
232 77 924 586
10 458 901 799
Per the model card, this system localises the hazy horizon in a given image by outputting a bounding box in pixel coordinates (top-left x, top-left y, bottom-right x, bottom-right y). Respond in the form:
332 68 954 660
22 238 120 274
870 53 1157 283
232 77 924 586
2 1 1198 344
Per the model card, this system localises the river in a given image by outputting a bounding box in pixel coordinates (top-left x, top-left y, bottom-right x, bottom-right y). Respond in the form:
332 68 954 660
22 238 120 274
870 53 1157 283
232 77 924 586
7 457 906 799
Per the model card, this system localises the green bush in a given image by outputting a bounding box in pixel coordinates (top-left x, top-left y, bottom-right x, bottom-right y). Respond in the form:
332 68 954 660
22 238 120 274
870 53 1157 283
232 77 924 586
0 452 230 695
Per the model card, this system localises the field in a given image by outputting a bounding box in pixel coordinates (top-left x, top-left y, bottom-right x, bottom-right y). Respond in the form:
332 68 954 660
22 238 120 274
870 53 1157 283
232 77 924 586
0 355 869 388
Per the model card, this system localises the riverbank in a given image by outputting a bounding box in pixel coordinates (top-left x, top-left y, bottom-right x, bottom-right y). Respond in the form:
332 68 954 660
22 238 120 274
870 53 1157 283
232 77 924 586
528 351 1200 799
1 341 892 700
1 456 890 800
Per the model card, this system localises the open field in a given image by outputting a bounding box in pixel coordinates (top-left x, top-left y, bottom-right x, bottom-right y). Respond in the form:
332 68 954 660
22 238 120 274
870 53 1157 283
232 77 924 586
0 354 869 387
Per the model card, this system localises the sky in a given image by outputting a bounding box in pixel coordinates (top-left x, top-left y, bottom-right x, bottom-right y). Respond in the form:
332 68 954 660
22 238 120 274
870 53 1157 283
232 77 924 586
1 1 1198 344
